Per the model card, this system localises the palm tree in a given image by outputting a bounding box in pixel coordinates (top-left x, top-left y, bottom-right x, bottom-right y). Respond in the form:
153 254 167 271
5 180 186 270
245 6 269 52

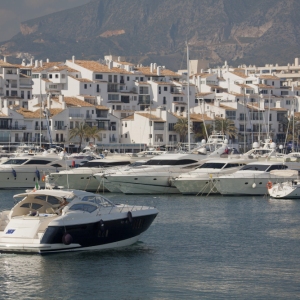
174 118 190 142
69 122 90 152
85 126 103 145
214 118 237 139
193 123 213 141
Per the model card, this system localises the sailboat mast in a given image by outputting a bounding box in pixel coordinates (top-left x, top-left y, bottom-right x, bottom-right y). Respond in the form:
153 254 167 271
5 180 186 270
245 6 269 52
187 42 191 152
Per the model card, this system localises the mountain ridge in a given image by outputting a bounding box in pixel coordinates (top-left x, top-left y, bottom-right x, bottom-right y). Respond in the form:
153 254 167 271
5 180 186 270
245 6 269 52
1 0 300 70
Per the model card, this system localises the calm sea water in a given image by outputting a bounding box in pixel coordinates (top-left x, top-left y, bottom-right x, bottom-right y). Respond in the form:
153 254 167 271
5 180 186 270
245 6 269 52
0 190 300 300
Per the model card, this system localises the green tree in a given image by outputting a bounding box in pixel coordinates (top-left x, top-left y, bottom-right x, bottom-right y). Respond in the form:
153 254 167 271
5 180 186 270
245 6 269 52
214 118 237 139
174 118 190 142
193 123 213 141
85 126 103 145
69 122 90 152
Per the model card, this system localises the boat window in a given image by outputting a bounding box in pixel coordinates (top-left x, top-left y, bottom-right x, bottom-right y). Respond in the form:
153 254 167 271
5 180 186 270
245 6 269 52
240 164 270 171
2 159 28 165
83 161 130 168
81 195 114 207
51 164 63 168
145 159 198 166
34 195 47 201
20 203 30 208
25 160 51 165
223 163 240 169
69 203 97 213
198 163 226 169
47 196 61 205
266 165 288 172
32 203 43 210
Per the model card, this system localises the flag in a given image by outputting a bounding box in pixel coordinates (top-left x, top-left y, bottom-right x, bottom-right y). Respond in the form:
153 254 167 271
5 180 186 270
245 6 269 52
33 181 40 191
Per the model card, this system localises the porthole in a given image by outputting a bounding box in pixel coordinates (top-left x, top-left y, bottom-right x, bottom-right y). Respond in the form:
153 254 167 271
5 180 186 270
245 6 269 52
245 182 248 185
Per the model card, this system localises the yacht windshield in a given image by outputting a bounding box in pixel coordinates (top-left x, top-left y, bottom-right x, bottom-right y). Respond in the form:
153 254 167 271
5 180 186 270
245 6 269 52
81 195 114 207
2 159 28 165
240 164 270 171
198 163 226 169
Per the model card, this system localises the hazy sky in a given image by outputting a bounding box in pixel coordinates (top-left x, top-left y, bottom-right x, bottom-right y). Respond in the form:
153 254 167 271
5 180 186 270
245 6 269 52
0 0 91 42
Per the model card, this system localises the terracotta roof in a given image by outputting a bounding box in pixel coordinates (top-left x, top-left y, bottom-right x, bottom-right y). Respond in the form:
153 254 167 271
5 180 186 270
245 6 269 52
0 60 17 68
16 108 63 118
42 78 52 82
270 107 288 111
95 105 109 110
68 60 131 74
136 112 165 122
196 92 214 97
122 114 134 120
229 71 248 78
219 104 237 110
228 92 245 97
69 76 93 82
135 66 180 77
114 61 134 66
236 83 253 89
259 75 279 80
191 73 215 78
63 97 95 107
49 66 79 72
153 81 174 85
247 103 264 111
190 113 213 121
32 62 63 72
218 77 226 81
256 84 273 89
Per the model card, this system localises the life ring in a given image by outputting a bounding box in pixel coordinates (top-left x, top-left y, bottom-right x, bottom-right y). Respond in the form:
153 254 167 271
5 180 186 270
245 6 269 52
42 175 46 182
267 181 273 189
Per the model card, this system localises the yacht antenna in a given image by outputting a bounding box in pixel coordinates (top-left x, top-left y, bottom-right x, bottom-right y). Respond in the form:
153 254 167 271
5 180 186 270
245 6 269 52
243 89 246 153
267 90 271 139
186 41 191 152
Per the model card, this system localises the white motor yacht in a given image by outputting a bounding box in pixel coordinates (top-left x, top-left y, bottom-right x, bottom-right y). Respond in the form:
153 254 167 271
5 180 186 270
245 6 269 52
172 157 251 195
0 189 158 254
267 170 300 199
98 140 229 195
0 154 71 189
215 161 300 196
46 158 144 192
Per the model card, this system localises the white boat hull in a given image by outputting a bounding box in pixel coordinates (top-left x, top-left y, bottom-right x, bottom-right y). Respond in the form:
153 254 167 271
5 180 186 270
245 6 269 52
173 178 219 195
48 173 104 192
268 182 300 199
215 175 292 195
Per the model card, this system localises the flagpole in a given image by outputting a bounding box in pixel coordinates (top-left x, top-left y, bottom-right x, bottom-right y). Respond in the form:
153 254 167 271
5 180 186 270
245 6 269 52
187 41 191 152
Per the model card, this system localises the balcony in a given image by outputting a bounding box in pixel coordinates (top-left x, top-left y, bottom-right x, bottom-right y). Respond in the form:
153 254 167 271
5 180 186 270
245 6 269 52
171 88 182 94
35 126 48 130
85 115 92 119
1 125 27 130
69 114 84 119
54 126 67 131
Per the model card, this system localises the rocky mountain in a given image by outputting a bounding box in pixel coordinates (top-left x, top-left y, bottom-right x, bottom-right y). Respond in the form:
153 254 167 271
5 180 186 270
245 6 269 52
1 0 300 70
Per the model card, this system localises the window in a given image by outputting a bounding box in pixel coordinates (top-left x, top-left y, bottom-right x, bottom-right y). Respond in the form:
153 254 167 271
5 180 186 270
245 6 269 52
55 74 59 78
125 134 128 138
108 75 112 83
108 94 119 101
139 87 149 94
84 84 87 89
27 91 31 99
163 97 166 105
226 111 236 120
261 90 268 94
25 160 51 165
154 123 164 130
164 86 168 91
21 91 24 99
61 74 65 78
168 123 176 131
286 100 291 105
97 84 100 93
32 74 39 78
11 91 18 96
49 74 52 79
159 87 161 94
95 74 103 80
281 91 289 95
127 76 130 81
